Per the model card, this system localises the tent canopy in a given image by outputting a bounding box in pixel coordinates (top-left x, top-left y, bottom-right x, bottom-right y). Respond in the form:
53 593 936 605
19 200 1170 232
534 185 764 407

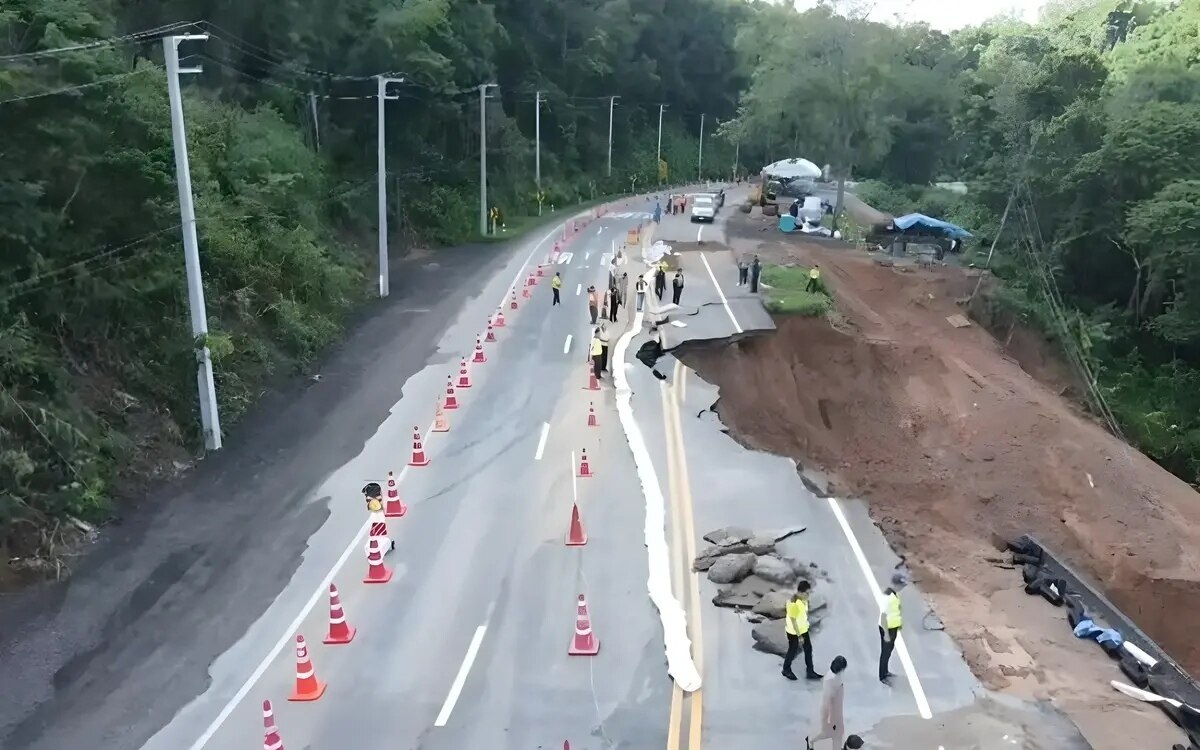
763 158 822 179
893 213 972 239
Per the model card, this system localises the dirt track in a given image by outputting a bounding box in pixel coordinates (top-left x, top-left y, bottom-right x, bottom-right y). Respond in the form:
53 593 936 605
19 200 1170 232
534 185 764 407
680 213 1200 747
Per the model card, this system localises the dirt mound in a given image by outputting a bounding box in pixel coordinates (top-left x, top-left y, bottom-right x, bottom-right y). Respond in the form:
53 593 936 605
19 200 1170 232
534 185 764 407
680 245 1200 685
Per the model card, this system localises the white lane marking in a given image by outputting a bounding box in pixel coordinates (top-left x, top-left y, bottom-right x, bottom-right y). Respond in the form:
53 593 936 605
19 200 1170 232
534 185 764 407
563 334 573 354
556 252 574 265
576 284 582 296
827 498 933 720
187 220 565 750
585 251 591 260
434 624 488 727
596 227 602 236
699 252 743 335
534 422 550 460
696 225 704 242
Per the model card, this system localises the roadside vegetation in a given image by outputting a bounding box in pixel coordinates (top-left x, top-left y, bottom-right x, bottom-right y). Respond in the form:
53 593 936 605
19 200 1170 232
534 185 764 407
760 266 833 317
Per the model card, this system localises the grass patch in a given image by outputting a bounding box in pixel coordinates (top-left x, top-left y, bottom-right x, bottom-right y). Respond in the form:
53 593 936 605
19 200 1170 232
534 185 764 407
761 264 833 316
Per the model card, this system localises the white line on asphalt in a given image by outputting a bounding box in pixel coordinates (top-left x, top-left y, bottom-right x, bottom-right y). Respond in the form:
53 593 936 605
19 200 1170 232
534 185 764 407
596 227 602 236
186 220 566 750
535 422 550 460
563 334 573 354
699 252 743 335
585 251 591 260
697 225 704 243
576 284 581 296
826 498 933 720
434 624 488 727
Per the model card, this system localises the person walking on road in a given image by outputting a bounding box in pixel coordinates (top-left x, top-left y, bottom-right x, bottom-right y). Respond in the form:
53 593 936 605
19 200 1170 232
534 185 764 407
737 257 749 286
551 272 563 306
635 274 647 312
672 270 685 305
806 656 847 750
654 263 667 301
783 580 823 681
654 200 662 223
750 255 762 293
878 586 902 683
805 265 820 293
587 285 599 324
589 328 604 383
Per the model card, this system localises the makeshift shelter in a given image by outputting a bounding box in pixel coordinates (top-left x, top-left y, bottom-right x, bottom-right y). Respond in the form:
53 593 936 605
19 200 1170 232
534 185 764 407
869 213 973 260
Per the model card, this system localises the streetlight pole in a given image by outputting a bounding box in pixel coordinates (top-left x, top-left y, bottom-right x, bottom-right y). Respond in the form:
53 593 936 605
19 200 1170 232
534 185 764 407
733 140 739 181
479 83 498 235
656 103 668 182
535 90 542 192
607 95 619 177
163 33 222 451
698 113 705 182
376 75 403 298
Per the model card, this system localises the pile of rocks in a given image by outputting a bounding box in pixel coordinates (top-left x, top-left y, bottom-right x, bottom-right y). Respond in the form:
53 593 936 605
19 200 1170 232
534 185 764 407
692 525 830 657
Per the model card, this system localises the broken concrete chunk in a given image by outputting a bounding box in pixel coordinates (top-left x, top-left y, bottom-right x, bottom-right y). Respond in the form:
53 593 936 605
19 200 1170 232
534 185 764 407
751 619 789 657
808 592 829 614
754 555 798 586
746 535 777 555
772 525 807 542
713 588 761 609
703 526 754 547
707 552 756 584
692 542 750 571
752 590 791 619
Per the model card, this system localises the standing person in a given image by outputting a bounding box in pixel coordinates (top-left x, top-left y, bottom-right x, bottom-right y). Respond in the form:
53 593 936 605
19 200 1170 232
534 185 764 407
654 263 667 301
749 255 762 293
672 270 685 305
805 265 821 293
551 272 563 306
587 285 599 324
737 257 749 286
635 274 647 312
588 328 604 383
782 580 823 681
807 656 847 750
598 323 612 373
654 200 662 223
608 284 620 322
878 587 902 683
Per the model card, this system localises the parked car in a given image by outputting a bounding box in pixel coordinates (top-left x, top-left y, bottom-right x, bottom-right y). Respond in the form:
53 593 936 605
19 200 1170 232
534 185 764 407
690 194 716 222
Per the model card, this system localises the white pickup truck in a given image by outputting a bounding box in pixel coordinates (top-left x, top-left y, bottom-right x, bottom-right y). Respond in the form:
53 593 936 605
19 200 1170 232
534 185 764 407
690 194 717 222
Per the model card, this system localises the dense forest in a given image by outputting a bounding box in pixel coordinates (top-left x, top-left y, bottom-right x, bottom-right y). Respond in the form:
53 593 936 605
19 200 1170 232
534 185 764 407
2 0 1198 577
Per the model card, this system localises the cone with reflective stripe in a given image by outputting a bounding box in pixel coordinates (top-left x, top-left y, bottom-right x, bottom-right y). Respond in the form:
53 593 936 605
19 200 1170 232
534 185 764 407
433 400 450 433
287 635 327 701
322 584 356 645
493 308 506 327
568 594 600 655
363 538 393 583
384 470 407 517
510 292 519 310
409 426 429 467
578 448 593 478
585 365 600 391
457 360 472 389
522 283 532 299
587 403 598 427
472 337 487 363
368 509 391 552
566 503 588 546
262 700 283 750
485 324 497 343
444 377 459 409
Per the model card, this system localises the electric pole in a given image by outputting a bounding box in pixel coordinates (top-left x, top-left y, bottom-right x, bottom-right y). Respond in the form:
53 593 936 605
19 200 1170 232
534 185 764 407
535 90 542 192
479 83 498 235
376 75 403 298
163 33 222 451
656 103 668 182
607 95 619 177
698 113 705 182
733 140 739 181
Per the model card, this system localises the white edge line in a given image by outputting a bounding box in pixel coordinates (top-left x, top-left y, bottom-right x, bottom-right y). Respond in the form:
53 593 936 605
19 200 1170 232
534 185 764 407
563 334 573 354
187 220 565 750
534 422 550 460
698 252 743 335
826 497 933 720
433 624 488 727
576 284 582 296
697 225 703 243
585 251 591 260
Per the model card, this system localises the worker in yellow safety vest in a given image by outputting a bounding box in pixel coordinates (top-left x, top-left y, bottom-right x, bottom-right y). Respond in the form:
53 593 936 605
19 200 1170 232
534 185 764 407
805 264 821 293
878 587 902 683
588 329 604 383
551 272 562 306
783 580 823 681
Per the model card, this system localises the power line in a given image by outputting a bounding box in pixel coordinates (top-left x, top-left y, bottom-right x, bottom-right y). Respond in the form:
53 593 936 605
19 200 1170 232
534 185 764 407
0 21 195 62
0 67 155 105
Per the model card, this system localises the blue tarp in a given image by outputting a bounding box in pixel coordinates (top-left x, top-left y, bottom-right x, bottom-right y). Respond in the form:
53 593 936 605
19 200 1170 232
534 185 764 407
892 213 973 239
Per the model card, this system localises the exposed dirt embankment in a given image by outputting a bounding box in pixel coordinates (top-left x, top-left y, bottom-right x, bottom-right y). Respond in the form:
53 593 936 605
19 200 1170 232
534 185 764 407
679 250 1200 686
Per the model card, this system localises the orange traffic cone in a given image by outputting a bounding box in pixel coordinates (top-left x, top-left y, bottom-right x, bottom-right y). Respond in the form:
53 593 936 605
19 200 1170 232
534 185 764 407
568 594 600 656
457 360 472 389
263 699 284 750
537 263 546 277
409 427 429 466
578 449 593 478
323 584 356 645
585 365 600 391
384 470 407 517
444 377 459 409
494 308 506 327
587 403 598 427
522 284 532 299
472 337 487 363
566 503 588 546
485 324 497 343
433 400 450 432
363 538 393 583
287 635 327 701
510 292 519 310
525 272 536 287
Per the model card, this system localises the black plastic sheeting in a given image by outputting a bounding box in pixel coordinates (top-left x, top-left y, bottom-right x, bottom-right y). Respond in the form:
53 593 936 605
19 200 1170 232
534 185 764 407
1010 535 1200 750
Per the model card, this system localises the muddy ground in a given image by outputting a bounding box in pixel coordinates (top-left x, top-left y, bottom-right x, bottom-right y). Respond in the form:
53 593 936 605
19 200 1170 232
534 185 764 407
679 209 1200 748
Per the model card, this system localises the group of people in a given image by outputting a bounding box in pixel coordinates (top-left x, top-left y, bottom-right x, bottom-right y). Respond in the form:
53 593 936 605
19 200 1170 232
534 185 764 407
783 580 907 750
737 254 762 292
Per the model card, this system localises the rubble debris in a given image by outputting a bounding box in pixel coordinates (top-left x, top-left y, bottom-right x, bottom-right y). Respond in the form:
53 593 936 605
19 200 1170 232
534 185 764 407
703 526 754 546
753 555 798 586
753 590 790 619
693 543 750 571
772 525 807 543
747 535 777 555
707 552 756 584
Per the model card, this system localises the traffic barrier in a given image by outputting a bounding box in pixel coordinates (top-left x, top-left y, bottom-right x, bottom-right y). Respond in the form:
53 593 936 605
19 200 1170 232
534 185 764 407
433 400 450 433
472 337 487 364
262 700 283 750
587 403 598 427
457 360 472 389
323 584 356 645
409 427 429 467
578 448 593 478
363 538 393 584
287 635 327 701
493 308 506 327
485 324 497 343
368 507 391 551
384 471 407 517
444 378 459 409
566 503 588 546
568 594 600 656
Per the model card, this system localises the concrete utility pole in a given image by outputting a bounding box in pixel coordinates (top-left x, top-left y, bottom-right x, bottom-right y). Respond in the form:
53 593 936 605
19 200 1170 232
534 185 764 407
376 75 403 298
607 95 619 177
535 90 542 191
698 113 706 182
656 103 668 181
479 83 498 235
163 33 222 451
733 140 739 180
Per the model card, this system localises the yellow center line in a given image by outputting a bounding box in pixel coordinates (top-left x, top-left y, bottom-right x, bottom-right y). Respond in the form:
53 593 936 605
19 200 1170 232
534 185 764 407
663 377 684 750
674 365 705 748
